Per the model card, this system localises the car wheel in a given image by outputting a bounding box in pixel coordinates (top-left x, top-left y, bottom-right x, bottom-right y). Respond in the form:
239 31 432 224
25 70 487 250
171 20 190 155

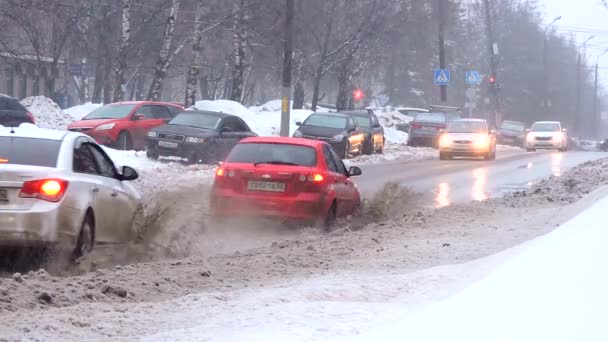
341 141 350 159
73 213 94 262
186 151 201 165
490 149 497 160
439 152 451 160
116 132 132 150
146 149 159 160
376 138 385 154
363 137 374 155
319 201 337 232
407 138 416 147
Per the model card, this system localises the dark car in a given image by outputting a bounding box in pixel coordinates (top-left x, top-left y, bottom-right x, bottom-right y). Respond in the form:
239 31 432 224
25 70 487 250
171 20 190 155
0 94 35 126
293 113 365 158
497 120 525 147
342 110 385 154
145 110 257 164
408 112 461 147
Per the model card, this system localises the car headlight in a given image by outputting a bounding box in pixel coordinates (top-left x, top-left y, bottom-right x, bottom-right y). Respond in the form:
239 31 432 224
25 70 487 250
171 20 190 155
147 131 158 138
185 137 205 143
332 134 345 141
293 130 303 138
552 133 563 142
439 135 452 148
96 123 116 131
473 136 490 149
526 134 535 143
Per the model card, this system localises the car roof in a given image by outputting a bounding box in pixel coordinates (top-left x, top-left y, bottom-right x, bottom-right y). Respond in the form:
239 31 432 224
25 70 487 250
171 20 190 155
309 112 350 118
240 136 323 147
181 110 231 117
395 107 429 112
533 121 560 124
453 118 487 123
109 101 183 107
339 110 370 117
0 126 72 140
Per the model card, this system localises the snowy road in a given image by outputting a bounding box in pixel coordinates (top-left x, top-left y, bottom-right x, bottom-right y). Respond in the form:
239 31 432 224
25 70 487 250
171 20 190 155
355 150 608 206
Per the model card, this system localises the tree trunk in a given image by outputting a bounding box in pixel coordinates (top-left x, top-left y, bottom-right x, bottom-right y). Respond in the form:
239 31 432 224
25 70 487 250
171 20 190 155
184 3 205 108
147 0 181 101
230 0 248 103
292 52 304 109
135 75 146 100
113 0 131 102
199 74 210 100
336 67 350 111
311 68 323 111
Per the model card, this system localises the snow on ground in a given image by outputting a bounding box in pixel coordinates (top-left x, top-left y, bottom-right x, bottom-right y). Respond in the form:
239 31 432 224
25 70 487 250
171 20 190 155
347 143 434 166
20 96 74 129
64 102 102 121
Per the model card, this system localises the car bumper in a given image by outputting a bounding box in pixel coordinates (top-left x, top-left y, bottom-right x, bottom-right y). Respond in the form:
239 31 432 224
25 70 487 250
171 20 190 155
146 140 212 159
0 204 80 247
526 141 562 149
440 144 490 155
211 189 326 221
500 136 524 146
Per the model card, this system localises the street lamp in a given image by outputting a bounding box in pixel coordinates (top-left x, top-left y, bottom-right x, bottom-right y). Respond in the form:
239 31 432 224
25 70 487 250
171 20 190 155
542 16 561 115
574 35 595 137
593 48 608 139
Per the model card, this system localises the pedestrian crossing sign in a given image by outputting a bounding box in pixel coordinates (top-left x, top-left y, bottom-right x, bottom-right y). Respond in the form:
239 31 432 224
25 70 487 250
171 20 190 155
466 71 481 85
434 69 450 86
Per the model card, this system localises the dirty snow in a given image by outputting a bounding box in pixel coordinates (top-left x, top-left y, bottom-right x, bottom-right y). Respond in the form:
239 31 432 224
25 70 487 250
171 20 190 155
20 96 73 129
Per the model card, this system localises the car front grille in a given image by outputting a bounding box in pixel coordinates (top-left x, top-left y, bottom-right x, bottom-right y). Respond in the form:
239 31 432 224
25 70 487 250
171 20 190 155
535 136 552 141
158 133 185 142
303 135 332 142
69 127 92 133
453 140 472 144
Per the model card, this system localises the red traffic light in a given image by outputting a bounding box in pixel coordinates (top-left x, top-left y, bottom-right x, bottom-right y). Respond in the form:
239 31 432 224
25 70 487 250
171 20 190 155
489 75 496 83
353 89 364 101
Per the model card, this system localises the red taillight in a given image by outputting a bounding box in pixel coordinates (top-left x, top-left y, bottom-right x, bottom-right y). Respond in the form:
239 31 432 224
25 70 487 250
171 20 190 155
216 168 224 177
19 179 68 202
26 112 35 124
311 173 324 182
0 158 7 163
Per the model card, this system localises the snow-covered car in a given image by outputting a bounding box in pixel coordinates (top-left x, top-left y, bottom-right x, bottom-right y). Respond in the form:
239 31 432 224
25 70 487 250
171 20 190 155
438 118 497 160
525 121 568 152
0 94 35 126
0 127 141 262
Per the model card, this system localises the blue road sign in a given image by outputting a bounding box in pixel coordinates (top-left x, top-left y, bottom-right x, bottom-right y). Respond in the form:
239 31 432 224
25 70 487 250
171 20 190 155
434 69 450 86
68 64 82 76
465 71 481 85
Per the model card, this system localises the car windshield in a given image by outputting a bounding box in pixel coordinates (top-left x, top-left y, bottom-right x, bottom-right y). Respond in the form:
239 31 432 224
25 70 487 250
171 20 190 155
500 121 525 132
0 137 61 167
446 121 488 134
169 112 221 130
303 115 347 129
531 123 561 132
351 115 371 128
415 113 446 123
226 143 317 167
84 104 136 120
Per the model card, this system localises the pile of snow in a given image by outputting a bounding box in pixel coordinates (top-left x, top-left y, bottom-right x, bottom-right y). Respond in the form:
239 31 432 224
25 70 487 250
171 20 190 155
20 96 73 129
64 102 102 121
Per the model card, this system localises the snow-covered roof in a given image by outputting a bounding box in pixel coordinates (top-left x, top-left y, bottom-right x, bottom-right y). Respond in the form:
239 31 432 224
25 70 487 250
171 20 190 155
0 52 64 64
0 125 70 140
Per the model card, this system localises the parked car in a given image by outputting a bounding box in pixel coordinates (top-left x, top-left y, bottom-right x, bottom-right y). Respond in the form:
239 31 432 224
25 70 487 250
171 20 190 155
293 113 365 158
0 126 141 263
497 120 526 147
146 110 257 164
67 101 183 150
0 94 35 126
438 118 497 160
525 121 569 152
210 136 362 229
408 112 461 147
600 138 608 151
342 110 385 154
393 107 429 132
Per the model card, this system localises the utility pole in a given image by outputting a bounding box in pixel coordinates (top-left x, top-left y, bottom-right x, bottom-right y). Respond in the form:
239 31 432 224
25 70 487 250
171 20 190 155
483 0 499 128
437 0 447 102
542 16 561 117
280 0 294 137
593 49 608 139
574 36 594 138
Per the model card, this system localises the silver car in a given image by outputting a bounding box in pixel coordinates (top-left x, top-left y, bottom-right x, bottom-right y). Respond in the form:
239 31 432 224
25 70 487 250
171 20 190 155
0 127 141 261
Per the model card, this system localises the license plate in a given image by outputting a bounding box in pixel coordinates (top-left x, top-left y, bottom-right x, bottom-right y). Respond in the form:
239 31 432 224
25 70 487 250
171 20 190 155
247 181 286 192
158 141 178 149
0 189 8 202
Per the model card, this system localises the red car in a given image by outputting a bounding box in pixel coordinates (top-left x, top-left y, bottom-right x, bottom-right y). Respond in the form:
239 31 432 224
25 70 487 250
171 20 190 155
68 101 183 150
210 137 363 228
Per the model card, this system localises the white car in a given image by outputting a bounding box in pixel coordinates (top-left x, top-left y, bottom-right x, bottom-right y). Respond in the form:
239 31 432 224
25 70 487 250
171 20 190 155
438 119 497 160
525 121 568 152
0 126 142 262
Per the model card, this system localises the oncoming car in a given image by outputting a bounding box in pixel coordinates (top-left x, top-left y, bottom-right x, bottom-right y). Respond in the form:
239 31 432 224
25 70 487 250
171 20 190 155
438 119 496 160
0 127 141 263
210 137 362 229
525 121 568 152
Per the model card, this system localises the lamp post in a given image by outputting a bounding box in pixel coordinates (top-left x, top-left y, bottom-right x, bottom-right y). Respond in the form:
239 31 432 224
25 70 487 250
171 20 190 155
574 35 595 137
542 16 561 115
593 48 608 139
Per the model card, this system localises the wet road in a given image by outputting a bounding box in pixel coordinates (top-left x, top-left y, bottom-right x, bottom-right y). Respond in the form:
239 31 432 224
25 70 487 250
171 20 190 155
355 150 608 207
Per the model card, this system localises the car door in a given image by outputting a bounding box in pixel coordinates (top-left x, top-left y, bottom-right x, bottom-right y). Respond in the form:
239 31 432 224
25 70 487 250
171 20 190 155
216 116 242 160
370 114 384 150
87 143 136 243
322 144 348 216
131 105 167 148
72 139 115 243
329 147 357 215
346 118 363 154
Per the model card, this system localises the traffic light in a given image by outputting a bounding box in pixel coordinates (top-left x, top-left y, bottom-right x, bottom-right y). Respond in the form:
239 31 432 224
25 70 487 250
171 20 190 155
489 75 496 84
353 89 364 101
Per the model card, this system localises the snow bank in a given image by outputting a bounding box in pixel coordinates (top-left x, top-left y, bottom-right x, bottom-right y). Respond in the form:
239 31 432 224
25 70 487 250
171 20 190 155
20 96 73 129
64 102 102 121
343 194 608 342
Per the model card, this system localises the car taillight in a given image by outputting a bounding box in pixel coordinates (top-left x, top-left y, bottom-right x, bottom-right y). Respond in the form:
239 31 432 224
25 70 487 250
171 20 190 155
310 173 324 182
411 123 422 129
19 179 69 202
26 112 35 124
299 172 326 192
436 125 446 130
216 167 224 177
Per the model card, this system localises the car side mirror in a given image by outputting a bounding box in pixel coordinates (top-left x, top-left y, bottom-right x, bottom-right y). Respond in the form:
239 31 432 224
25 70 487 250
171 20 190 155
119 166 139 181
295 121 302 126
133 113 144 121
348 127 356 133
348 166 362 177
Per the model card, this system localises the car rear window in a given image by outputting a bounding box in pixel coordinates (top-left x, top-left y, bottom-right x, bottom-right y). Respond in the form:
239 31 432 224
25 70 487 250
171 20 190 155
226 143 317 167
0 137 61 167
303 114 347 129
414 113 446 123
0 96 27 112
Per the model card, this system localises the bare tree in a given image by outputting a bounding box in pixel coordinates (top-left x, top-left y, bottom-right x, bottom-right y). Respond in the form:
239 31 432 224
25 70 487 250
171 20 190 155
230 0 249 102
184 2 205 108
113 0 132 102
